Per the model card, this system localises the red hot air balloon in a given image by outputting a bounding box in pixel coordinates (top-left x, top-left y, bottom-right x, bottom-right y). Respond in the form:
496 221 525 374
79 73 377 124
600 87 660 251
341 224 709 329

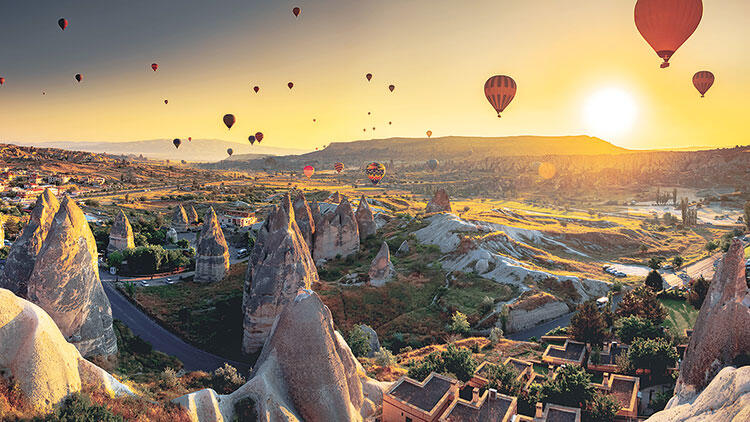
388 84 395 92
303 165 314 178
292 7 301 17
634 0 703 69
227 148 233 156
313 118 316 123
188 137 192 142
484 75 516 117
692 71 714 97
426 130 432 138
151 63 158 71
75 74 82 83
255 132 264 143
58 18 68 31
173 138 181 149
334 162 344 173
366 73 373 82
0 77 4 86
253 86 259 93
365 162 386 185
223 114 236 129
287 82 294 90
248 135 256 145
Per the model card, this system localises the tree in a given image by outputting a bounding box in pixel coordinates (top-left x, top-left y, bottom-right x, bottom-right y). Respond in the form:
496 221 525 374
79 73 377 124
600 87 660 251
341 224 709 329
374 348 396 367
449 311 470 335
645 270 664 292
583 392 622 422
672 256 684 268
540 365 596 410
406 344 477 382
627 337 678 378
616 315 663 344
616 286 666 324
687 276 711 310
705 241 718 253
647 257 663 270
570 301 607 346
483 362 523 397
347 325 371 358
209 363 246 394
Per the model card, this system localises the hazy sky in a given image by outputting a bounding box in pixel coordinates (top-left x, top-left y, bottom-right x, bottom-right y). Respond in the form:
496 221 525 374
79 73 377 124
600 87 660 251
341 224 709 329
0 0 747 150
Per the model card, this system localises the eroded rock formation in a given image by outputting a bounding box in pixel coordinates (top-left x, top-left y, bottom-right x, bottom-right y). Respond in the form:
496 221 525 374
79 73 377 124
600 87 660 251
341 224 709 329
369 241 395 287
425 188 452 213
107 209 135 252
242 197 317 354
313 197 359 262
172 204 190 232
27 197 118 357
281 192 315 252
187 204 200 225
0 189 60 296
330 191 342 203
0 289 132 412
194 207 230 283
355 195 376 241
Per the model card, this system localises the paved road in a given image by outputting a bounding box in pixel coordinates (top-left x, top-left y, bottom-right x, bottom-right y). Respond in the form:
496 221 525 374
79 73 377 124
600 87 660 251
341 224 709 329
103 282 250 373
662 253 721 288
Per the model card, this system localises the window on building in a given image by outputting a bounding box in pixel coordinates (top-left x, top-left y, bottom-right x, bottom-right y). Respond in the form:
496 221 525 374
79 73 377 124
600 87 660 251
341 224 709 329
405 418 412 422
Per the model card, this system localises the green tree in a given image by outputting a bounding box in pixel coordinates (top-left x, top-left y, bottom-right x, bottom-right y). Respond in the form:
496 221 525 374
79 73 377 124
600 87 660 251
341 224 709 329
705 241 718 253
374 348 396 367
583 392 621 422
540 364 596 409
107 250 124 269
209 363 246 394
347 325 372 358
570 301 607 346
616 286 666 324
687 276 711 310
616 315 663 344
627 337 678 378
647 257 663 270
645 270 664 292
406 344 477 382
483 363 522 396
672 256 684 268
449 311 470 335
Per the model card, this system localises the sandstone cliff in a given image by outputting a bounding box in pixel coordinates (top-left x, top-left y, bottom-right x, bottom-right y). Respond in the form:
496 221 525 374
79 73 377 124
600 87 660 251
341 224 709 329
281 192 315 252
0 189 60 296
355 196 376 241
27 197 118 357
194 207 230 283
241 197 318 355
172 204 190 232
107 209 135 252
0 289 132 413
313 197 359 262
187 204 200 225
425 188 451 213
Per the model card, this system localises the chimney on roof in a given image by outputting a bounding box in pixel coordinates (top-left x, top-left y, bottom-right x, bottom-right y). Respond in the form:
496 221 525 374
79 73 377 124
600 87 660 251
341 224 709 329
472 387 479 402
489 388 497 399
612 340 618 348
535 402 543 418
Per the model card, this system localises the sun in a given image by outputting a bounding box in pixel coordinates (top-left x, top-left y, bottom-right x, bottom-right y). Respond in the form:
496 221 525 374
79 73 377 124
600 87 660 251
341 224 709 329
583 87 637 139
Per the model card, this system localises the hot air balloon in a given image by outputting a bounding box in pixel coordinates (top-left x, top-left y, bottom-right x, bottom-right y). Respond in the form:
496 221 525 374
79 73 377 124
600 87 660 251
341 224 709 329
181 160 187 164
303 165 314 178
313 118 316 123
151 63 158 71
288 82 294 90
365 162 386 185
58 18 68 31
363 128 367 132
366 73 373 82
368 112 371 115
634 0 703 69
188 137 192 142
227 148 233 156
427 159 439 171
0 77 4 86
484 75 516 117
164 99 169 104
255 132 264 143
334 162 344 173
248 135 256 145
173 138 181 149
253 86 260 93
388 121 392 125
692 71 714 97
223 114 236 129
75 74 82 83
426 130 432 138
372 127 376 131
292 7 301 17
388 84 395 92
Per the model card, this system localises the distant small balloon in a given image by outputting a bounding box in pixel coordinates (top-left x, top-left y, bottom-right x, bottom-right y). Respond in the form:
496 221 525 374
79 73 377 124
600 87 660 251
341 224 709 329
366 73 373 82
303 165 314 178
372 127 376 130
58 18 68 31
292 7 301 17
426 130 432 138
173 138 181 149
313 118 316 122
334 162 344 173
248 135 256 145
253 86 260 93
151 63 158 71
164 99 168 104
388 84 395 92
0 77 4 86
227 148 233 156
223 114 236 129
368 111 371 115
288 82 294 90
388 121 392 125
692 71 714 97
75 74 82 82
427 159 439 171
188 137 192 141
255 132 264 143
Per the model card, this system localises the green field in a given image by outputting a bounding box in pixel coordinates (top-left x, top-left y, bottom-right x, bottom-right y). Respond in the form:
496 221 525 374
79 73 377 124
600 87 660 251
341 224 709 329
659 298 699 338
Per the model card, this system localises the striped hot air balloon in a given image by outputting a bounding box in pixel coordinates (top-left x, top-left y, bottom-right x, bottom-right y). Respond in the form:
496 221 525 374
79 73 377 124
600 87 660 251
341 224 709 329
484 75 516 117
635 0 703 68
334 162 344 173
692 71 714 97
365 162 386 185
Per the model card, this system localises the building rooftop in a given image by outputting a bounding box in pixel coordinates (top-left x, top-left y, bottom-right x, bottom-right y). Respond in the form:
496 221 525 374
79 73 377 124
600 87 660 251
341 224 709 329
541 404 582 422
441 389 515 422
543 340 586 363
598 373 639 415
388 373 457 413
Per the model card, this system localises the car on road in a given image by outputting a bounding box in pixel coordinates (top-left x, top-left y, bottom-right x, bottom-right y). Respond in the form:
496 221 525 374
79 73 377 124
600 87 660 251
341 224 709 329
140 281 150 287
165 278 175 285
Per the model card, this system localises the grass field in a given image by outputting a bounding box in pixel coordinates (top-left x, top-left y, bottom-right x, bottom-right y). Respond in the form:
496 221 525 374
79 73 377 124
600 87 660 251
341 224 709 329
659 298 699 338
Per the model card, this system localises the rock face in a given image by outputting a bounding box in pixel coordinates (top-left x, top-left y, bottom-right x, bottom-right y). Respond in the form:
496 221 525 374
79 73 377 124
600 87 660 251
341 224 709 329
313 197 359 262
175 290 387 422
355 195 376 241
359 324 381 358
309 199 323 228
281 192 315 252
505 293 569 333
369 241 395 287
330 191 342 203
167 227 178 243
675 239 750 396
425 188 452 213
646 366 749 422
172 204 190 232
187 204 200 225
475 258 490 274
107 209 135 252
396 239 410 256
194 208 230 283
0 289 132 413
26 197 118 357
242 197 318 354
0 189 60 296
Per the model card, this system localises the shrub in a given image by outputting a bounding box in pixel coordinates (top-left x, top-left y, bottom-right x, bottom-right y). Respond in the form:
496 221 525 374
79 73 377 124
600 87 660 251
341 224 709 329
449 311 470 335
616 315 663 344
209 364 246 394
650 388 674 412
583 392 622 422
627 337 678 378
489 327 503 344
540 364 595 410
645 270 664 292
687 276 711 310
647 257 663 270
570 301 607 346
590 346 601 364
160 367 179 389
407 344 477 382
47 392 122 422
480 296 495 315
347 325 372 358
545 326 568 337
672 256 684 268
616 286 666 324
611 281 623 293
374 348 397 368
232 397 258 422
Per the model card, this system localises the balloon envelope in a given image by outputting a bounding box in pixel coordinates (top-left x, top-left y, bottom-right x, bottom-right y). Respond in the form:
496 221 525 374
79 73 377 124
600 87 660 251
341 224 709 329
173 138 181 149
223 114 236 129
253 86 259 93
0 77 4 86
292 7 301 17
151 63 158 71
255 132 264 142
58 18 68 31
188 137 192 141
164 99 168 104
303 165 314 178
288 82 294 89
366 73 372 81
366 162 386 185
427 159 439 171
634 0 703 68
388 84 395 92
426 130 432 138
484 75 517 117
227 148 233 156
692 71 714 97
334 162 344 173
75 74 82 82
248 135 256 145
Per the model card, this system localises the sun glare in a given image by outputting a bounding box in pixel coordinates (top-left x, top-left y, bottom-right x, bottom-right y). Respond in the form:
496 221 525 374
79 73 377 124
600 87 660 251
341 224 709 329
583 87 637 139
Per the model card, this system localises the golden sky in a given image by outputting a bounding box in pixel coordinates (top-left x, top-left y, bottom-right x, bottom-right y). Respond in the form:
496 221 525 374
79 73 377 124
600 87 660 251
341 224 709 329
0 0 747 151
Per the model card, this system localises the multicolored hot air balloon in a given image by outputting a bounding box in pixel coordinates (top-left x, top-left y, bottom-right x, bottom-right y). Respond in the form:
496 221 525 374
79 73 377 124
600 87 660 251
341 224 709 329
334 162 344 173
287 82 294 90
366 162 386 185
366 73 373 82
75 74 82 83
173 138 181 149
58 18 68 31
484 75 516 117
426 130 432 138
248 135 256 145
303 165 314 178
634 0 703 68
151 63 158 71
388 84 395 92
223 114 236 129
227 148 233 156
692 71 714 97
427 159 439 171
0 77 4 86
255 132 264 143
253 86 260 93
292 7 301 17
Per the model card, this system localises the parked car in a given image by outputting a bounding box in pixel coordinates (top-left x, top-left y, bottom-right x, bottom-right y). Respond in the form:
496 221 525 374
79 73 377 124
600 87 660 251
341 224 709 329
140 280 150 287
615 272 626 278
165 278 174 285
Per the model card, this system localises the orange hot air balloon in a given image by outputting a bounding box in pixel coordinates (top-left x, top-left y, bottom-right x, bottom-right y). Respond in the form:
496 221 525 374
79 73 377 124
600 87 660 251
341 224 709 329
227 148 233 156
334 162 344 173
426 130 432 138
303 165 314 178
363 128 367 132
692 71 714 97
287 82 294 90
223 114 236 129
255 132 263 143
634 0 703 69
0 77 4 86
388 84 395 92
292 7 301 17
58 18 68 31
366 73 373 82
173 138 181 149
75 74 82 82
484 75 516 117
365 162 386 185
151 63 158 71
253 86 260 93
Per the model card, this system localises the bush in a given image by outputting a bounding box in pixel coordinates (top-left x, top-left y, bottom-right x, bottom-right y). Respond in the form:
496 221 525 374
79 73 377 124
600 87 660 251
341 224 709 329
650 388 674 412
545 326 568 337
160 367 179 389
647 257 663 270
645 270 664 292
687 276 711 310
374 348 396 368
46 392 122 422
570 301 607 346
616 315 663 344
540 364 595 410
672 256 684 268
347 325 372 358
232 397 258 422
583 392 621 422
489 327 503 344
480 296 495 315
407 344 477 382
627 337 678 378
209 364 246 394
616 286 666 324
449 311 470 335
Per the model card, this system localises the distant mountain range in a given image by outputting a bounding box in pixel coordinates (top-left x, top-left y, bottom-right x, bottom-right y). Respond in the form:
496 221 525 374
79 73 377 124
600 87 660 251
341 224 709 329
6 139 306 163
